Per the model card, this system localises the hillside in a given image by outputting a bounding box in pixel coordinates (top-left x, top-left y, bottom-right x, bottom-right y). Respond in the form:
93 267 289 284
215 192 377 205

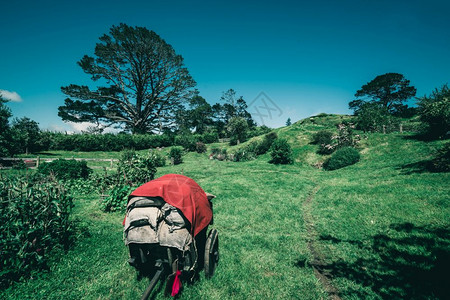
1 115 449 299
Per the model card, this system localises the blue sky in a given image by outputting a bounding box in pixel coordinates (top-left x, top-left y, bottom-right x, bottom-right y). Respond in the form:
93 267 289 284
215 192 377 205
1 0 449 131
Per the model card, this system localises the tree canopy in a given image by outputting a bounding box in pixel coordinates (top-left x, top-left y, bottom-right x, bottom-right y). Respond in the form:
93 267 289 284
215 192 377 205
349 73 416 116
59 23 196 134
417 84 450 139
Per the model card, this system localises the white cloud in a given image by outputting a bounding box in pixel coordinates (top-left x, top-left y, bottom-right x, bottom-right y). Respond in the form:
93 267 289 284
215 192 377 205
0 89 23 102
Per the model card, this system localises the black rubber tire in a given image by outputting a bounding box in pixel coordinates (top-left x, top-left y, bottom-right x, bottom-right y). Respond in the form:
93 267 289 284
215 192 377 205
204 228 219 279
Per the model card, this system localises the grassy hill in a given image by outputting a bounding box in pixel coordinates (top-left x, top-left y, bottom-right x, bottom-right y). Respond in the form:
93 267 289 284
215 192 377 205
2 115 449 299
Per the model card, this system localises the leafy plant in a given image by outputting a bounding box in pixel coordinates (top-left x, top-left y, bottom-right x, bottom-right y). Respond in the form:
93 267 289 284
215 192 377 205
430 142 450 172
323 147 360 170
0 174 74 288
100 185 131 212
169 147 183 165
196 142 207 153
38 159 92 180
269 138 293 164
210 147 227 161
117 150 157 185
256 132 278 155
417 84 450 139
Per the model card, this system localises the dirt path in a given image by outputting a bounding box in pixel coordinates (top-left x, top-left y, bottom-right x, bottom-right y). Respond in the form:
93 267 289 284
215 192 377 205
303 186 341 300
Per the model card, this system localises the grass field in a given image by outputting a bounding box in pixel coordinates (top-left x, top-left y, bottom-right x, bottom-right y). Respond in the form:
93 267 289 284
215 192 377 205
1 115 449 299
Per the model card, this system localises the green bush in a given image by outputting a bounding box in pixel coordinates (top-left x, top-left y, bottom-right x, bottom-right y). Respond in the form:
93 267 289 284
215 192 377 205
196 142 207 153
232 147 257 162
100 185 131 212
175 134 197 152
210 147 227 161
169 147 183 165
0 175 74 288
117 150 157 185
430 142 450 172
312 130 333 145
38 159 92 180
323 147 360 170
417 84 450 139
256 132 278 155
269 138 293 164
148 150 166 167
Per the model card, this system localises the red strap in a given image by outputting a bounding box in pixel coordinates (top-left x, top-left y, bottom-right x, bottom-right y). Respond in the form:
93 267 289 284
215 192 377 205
171 270 182 297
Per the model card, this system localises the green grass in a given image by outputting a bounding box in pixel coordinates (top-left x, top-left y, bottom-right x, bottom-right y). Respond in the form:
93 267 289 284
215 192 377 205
1 115 449 299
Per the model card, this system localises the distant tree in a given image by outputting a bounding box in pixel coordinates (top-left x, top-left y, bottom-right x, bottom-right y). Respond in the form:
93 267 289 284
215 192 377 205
286 118 292 126
226 116 249 145
219 89 256 127
417 84 450 139
355 102 390 132
58 23 196 134
10 117 41 154
0 96 12 156
186 95 213 134
349 73 416 116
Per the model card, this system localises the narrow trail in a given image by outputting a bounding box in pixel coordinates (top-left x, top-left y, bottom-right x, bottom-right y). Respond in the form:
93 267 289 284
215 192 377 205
302 185 341 300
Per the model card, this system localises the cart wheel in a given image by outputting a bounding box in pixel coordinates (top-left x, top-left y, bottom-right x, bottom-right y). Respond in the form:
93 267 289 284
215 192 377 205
204 228 219 279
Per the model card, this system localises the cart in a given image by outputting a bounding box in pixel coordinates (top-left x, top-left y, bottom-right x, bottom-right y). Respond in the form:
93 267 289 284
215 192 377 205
123 174 219 299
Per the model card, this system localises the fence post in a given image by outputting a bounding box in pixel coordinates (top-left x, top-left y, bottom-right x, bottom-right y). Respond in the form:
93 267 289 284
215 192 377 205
110 158 113 168
36 156 40 168
399 123 403 133
383 125 386 134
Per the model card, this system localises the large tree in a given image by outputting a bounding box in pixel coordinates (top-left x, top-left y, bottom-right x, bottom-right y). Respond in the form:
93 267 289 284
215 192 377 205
349 73 416 116
59 24 196 134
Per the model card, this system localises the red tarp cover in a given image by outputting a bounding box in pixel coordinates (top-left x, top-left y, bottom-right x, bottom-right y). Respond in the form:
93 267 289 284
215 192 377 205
128 174 212 237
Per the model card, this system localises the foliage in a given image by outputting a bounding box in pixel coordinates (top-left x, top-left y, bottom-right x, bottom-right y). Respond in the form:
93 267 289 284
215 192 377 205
175 133 197 151
148 149 166 167
349 73 416 116
10 117 41 154
227 116 249 145
117 150 157 185
429 142 450 172
99 185 131 212
0 96 13 156
312 130 334 154
0 174 74 288
169 147 183 165
323 146 360 170
416 84 450 139
256 131 278 155
269 138 293 164
38 159 92 180
58 23 196 134
196 142 207 153
335 122 360 148
210 147 228 161
286 118 292 126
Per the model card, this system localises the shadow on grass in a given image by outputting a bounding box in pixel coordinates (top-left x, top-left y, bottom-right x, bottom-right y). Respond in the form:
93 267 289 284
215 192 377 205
320 223 449 299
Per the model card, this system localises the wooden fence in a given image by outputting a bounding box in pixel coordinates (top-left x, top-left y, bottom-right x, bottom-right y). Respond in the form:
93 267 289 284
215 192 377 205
0 157 119 169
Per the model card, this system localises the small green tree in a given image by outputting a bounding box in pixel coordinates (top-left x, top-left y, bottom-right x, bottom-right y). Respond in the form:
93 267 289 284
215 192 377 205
286 118 292 126
10 117 41 154
416 84 450 139
0 97 12 156
269 138 293 164
227 116 249 145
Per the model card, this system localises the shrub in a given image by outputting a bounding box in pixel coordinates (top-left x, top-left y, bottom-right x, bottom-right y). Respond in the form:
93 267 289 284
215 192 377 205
0 175 74 288
210 147 227 161
148 149 166 167
269 138 293 164
323 147 360 170
430 142 450 172
117 150 157 185
256 132 278 155
312 130 333 145
100 184 131 212
232 147 257 162
38 159 92 180
417 84 450 139
198 131 219 144
196 142 207 153
169 147 183 165
175 133 197 152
